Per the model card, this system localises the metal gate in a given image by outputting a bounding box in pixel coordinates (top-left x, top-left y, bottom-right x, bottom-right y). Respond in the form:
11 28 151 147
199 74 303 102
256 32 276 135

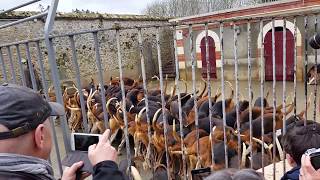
0 1 320 180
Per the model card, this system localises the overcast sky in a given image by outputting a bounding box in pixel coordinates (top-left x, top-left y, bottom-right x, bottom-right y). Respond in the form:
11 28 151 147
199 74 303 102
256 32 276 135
1 0 157 14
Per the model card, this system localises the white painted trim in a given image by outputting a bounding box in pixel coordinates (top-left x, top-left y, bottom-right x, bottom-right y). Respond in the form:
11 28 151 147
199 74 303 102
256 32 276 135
179 61 186 69
176 30 183 40
216 60 222 68
196 30 220 58
197 60 202 68
257 20 302 48
177 47 184 55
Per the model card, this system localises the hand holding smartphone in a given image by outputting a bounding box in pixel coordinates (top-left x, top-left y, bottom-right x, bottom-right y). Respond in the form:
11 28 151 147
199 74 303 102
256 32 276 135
62 133 102 174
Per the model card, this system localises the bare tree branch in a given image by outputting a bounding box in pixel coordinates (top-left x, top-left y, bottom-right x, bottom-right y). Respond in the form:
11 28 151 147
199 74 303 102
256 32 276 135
142 0 279 17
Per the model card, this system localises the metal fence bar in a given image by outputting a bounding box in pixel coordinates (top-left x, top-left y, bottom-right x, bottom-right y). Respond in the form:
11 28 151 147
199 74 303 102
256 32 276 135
0 48 8 83
92 32 109 129
173 25 187 179
45 38 71 153
137 28 154 176
189 24 201 168
6 46 17 84
116 29 132 179
69 35 89 132
156 27 171 179
233 23 240 169
282 18 287 174
293 17 297 116
219 22 230 169
44 0 71 155
15 45 27 86
25 42 38 90
313 15 318 123
35 40 63 176
204 22 215 167
3 11 320 48
247 21 253 168
0 12 48 30
304 16 309 126
272 19 277 180
260 19 265 175
0 0 41 15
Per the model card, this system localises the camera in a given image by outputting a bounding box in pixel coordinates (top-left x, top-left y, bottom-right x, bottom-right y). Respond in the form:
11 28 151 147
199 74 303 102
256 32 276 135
305 148 320 170
309 33 320 49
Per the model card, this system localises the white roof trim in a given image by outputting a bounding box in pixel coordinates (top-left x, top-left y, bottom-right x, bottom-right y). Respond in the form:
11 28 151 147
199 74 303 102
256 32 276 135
174 5 320 30
169 0 300 22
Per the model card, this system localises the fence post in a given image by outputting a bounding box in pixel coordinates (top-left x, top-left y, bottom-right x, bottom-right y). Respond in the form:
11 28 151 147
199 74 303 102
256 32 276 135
43 0 71 153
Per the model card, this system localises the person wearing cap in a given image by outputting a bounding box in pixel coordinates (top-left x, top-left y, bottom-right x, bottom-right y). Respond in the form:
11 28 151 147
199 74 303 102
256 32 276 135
0 84 125 180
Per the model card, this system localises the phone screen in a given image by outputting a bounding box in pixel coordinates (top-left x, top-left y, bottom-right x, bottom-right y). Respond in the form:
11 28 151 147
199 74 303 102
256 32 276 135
74 134 99 151
191 167 211 180
310 152 320 170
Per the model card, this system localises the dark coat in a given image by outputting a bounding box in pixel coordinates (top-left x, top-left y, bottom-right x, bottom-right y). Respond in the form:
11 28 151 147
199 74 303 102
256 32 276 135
0 160 126 180
281 166 300 180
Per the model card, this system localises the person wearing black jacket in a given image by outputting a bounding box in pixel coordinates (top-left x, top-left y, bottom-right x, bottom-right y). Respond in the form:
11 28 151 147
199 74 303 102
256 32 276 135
0 84 125 180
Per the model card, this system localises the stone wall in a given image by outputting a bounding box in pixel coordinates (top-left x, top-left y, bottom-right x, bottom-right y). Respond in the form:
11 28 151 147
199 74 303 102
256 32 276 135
0 12 173 86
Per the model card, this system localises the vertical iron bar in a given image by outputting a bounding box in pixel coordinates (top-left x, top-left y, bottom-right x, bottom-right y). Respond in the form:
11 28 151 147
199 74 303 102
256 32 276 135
25 42 38 90
137 28 154 177
43 0 71 155
116 29 132 179
313 15 318 123
173 25 187 179
69 35 89 132
233 23 240 169
247 21 253 168
304 16 309 126
35 40 63 176
205 23 215 166
272 19 276 180
6 46 17 83
220 21 229 168
0 48 8 83
282 18 287 174
45 38 71 153
92 32 109 129
156 27 171 179
293 18 297 116
16 45 27 86
189 24 201 167
260 20 265 175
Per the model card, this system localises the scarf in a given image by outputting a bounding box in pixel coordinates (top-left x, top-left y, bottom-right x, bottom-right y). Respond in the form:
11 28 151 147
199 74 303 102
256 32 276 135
0 153 54 180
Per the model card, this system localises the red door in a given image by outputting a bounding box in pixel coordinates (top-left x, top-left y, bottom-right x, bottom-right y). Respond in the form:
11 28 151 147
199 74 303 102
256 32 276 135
200 37 217 79
264 30 294 81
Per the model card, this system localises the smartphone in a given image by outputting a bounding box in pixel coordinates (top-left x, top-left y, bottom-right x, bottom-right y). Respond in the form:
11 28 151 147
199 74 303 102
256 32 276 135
70 133 101 151
310 152 320 170
191 167 211 180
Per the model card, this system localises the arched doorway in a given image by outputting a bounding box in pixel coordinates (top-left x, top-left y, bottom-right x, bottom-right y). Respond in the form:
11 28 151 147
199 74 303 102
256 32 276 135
264 27 294 81
200 36 216 79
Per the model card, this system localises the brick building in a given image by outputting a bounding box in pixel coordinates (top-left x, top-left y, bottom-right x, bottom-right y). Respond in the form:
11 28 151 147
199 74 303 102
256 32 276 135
170 0 320 81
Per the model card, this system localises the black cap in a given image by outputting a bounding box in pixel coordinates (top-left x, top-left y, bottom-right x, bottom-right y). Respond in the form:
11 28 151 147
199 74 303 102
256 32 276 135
0 83 65 140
